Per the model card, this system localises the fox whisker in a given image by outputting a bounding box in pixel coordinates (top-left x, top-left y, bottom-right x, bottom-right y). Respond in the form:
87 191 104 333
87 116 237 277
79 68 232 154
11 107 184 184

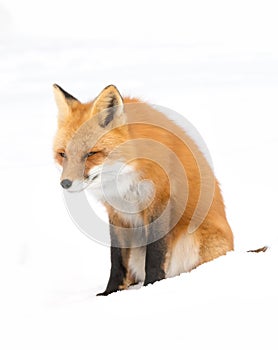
87 171 118 182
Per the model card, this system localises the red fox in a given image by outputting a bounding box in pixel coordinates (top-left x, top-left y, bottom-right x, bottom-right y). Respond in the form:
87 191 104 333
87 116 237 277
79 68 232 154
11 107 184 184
53 84 235 295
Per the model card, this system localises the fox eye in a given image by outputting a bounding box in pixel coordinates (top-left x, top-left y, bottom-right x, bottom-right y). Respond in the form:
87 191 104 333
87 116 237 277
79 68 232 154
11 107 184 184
86 151 98 158
59 152 66 158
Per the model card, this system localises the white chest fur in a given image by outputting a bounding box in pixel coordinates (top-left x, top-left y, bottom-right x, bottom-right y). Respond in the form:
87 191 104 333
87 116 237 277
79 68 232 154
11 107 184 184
88 162 154 226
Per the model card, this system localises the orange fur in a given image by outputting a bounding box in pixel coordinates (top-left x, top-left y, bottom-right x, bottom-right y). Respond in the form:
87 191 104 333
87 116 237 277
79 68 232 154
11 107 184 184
53 84 234 290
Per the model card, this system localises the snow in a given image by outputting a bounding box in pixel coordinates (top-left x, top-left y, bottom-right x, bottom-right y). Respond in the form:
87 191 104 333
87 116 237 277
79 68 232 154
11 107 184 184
1 1 278 349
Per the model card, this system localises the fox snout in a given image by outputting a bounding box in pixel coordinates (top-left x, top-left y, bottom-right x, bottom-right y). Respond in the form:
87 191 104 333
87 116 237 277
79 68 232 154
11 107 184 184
59 159 87 191
60 179 73 189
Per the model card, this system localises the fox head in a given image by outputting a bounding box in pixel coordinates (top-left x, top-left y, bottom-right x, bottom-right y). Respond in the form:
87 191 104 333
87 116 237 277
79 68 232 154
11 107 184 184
53 84 135 195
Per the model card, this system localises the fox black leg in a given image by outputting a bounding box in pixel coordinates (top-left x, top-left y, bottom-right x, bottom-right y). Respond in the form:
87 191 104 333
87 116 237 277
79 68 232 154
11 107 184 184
97 227 127 296
144 235 167 286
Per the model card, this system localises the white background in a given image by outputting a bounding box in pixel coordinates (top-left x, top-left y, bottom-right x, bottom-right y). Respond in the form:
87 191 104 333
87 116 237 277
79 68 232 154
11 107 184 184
0 1 278 349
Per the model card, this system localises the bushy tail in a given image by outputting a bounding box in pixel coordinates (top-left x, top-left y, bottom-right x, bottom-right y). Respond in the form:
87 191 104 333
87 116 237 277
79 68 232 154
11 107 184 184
247 246 268 253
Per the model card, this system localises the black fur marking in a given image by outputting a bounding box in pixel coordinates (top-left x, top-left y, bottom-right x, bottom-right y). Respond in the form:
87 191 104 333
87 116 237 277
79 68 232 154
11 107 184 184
54 84 79 102
99 95 118 128
144 239 166 285
107 95 117 109
97 227 127 296
144 232 167 286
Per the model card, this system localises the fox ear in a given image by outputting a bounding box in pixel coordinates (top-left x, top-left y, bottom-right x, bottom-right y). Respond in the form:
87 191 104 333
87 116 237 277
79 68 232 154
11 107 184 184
92 85 125 128
53 84 79 121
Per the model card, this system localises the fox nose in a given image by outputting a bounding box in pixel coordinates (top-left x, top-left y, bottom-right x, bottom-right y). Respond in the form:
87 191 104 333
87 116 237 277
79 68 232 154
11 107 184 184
60 179 72 189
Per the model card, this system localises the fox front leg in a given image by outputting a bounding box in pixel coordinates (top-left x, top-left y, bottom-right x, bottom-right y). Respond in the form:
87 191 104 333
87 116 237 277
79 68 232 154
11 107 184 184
97 246 127 296
97 226 128 296
144 235 167 286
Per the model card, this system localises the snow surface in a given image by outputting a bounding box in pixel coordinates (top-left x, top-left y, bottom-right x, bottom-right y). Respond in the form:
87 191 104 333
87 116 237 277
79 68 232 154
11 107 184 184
1 1 278 349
